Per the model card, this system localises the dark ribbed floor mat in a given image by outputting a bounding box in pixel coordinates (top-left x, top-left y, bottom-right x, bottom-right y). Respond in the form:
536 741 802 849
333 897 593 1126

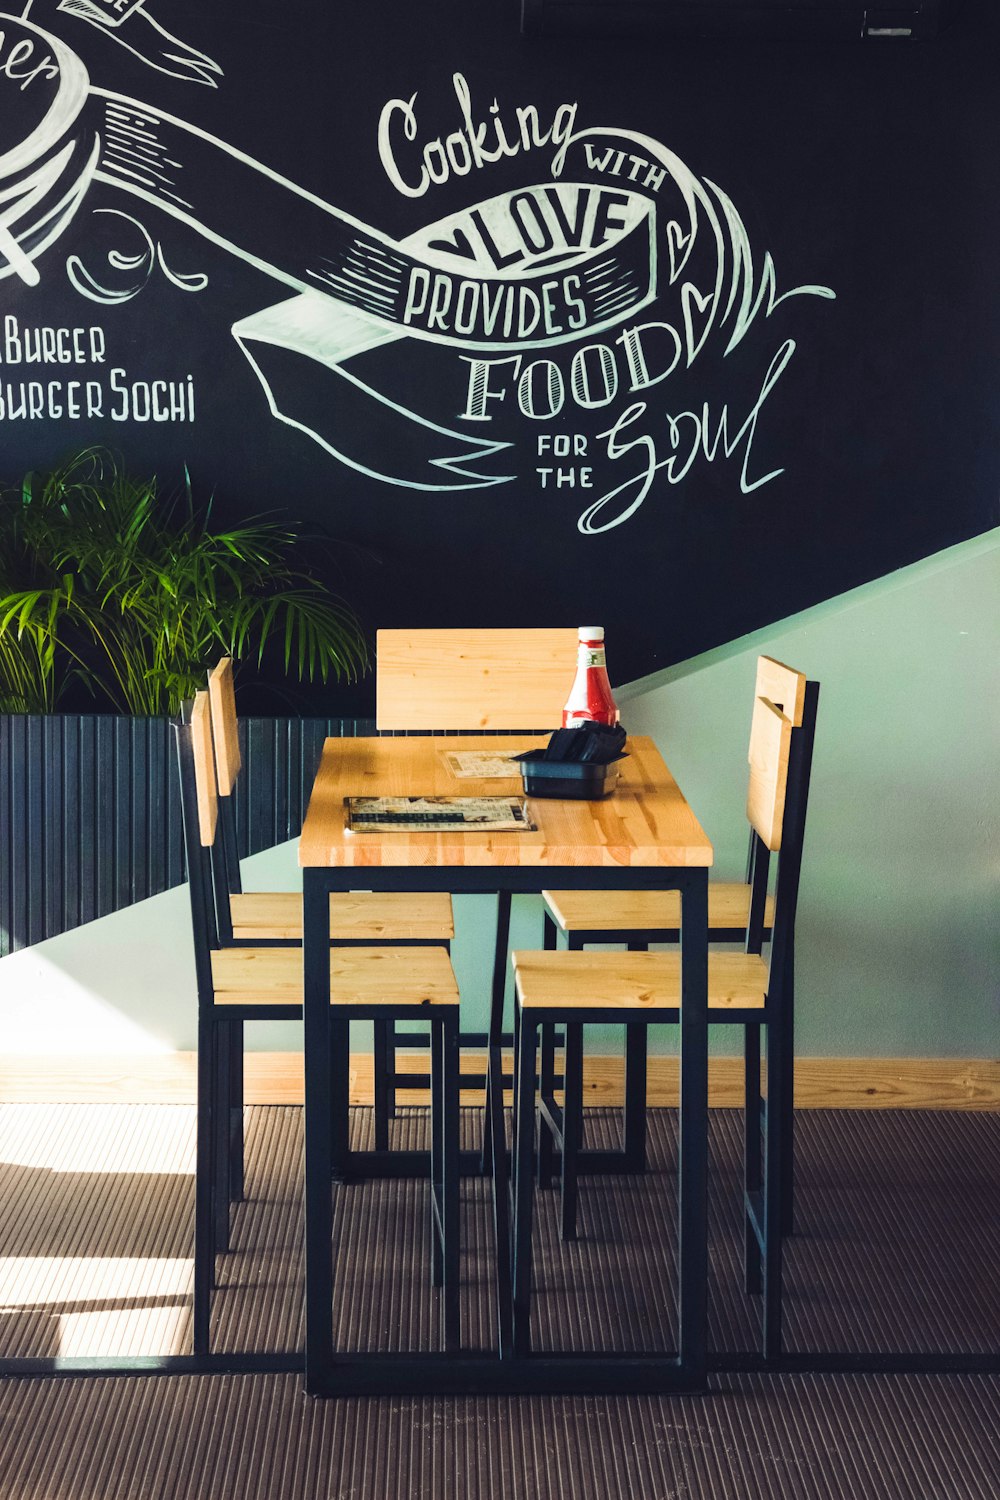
223 1105 1000 1359
2 1103 999 1497
1 1105 997 1361
0 1369 998 1499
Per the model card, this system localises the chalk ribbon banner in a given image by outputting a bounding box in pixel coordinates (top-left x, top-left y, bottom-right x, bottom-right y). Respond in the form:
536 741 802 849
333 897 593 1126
0 14 656 484
0 21 656 347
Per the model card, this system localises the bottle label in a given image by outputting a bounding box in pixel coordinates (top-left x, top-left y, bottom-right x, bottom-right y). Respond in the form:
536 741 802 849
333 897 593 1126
563 635 618 727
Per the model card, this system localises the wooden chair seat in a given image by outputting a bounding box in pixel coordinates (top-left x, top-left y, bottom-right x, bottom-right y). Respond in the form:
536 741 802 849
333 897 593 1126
513 949 768 1013
229 890 454 942
211 944 460 1009
541 883 775 936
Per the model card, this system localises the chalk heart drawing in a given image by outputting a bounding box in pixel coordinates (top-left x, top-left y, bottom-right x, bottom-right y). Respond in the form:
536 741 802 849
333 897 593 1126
0 13 835 521
664 220 692 283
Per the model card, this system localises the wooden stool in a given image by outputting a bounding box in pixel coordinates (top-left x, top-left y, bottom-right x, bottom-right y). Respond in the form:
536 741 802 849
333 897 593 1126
511 679 819 1360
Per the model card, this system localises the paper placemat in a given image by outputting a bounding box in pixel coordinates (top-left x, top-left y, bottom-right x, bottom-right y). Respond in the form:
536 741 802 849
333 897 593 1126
442 750 522 779
345 796 535 833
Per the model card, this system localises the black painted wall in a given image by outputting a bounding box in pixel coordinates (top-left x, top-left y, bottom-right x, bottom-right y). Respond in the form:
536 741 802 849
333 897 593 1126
1 0 997 712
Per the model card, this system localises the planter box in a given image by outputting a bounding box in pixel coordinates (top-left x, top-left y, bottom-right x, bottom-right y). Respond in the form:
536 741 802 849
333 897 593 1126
0 712 373 957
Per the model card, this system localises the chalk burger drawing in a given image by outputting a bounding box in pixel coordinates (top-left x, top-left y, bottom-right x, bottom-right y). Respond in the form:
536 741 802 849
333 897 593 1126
0 5 835 525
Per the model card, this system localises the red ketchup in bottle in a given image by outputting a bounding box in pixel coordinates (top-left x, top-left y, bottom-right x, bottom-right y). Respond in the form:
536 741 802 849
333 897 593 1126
562 627 620 727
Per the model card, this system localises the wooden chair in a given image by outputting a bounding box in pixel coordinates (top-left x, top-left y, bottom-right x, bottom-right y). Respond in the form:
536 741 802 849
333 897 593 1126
539 655 802 1227
175 691 462 1355
374 627 578 1127
206 658 455 1156
509 676 819 1359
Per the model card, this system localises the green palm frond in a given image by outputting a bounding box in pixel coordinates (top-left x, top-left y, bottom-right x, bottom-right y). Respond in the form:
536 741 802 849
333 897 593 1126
0 448 370 716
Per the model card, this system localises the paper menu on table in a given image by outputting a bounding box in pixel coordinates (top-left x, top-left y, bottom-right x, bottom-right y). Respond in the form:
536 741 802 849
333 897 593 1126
442 750 522 779
345 796 535 833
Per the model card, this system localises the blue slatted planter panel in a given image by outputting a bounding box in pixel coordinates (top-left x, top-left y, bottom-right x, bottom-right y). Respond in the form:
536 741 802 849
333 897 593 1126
0 714 375 956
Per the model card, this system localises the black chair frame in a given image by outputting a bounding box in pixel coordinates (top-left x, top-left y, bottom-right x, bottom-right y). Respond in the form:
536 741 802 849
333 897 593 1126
174 714 461 1355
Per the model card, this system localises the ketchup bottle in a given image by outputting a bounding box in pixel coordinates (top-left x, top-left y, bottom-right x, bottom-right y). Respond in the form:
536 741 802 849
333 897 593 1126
562 627 620 727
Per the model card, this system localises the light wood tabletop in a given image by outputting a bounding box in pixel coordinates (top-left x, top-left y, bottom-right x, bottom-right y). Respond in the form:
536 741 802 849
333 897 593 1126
298 735 713 870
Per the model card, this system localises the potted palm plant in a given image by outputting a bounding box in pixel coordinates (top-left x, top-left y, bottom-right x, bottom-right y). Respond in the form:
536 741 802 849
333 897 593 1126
0 448 372 955
0 448 368 714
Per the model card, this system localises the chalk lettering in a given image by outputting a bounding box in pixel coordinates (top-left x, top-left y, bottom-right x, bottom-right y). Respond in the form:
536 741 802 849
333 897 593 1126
1 317 108 366
0 372 193 422
578 341 797 533
0 29 60 90
403 271 586 343
460 321 682 422
432 187 642 275
110 368 195 422
379 73 577 198
538 434 588 457
537 466 593 489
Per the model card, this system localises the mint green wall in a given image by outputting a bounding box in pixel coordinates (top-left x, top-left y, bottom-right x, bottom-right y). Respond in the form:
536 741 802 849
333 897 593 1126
614 528 1000 1058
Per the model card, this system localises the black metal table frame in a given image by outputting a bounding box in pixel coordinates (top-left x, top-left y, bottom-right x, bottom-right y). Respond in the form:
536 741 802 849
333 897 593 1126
302 861 709 1398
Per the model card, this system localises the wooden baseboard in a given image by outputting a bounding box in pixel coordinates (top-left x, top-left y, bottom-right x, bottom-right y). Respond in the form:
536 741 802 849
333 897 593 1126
1 1052 998 1110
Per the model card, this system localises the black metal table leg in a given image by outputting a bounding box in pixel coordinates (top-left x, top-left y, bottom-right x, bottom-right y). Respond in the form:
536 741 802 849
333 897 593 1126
743 1024 762 1296
193 1007 217 1356
512 1012 538 1357
329 1017 351 1182
481 890 511 1173
763 1011 785 1361
537 912 559 1189
373 1019 391 1152
780 957 795 1237
560 1024 583 1241
430 1020 444 1290
537 1021 557 1189
623 1023 649 1173
303 869 334 1397
228 1020 244 1203
678 867 709 1387
487 1025 514 1358
213 1020 232 1254
442 1013 461 1353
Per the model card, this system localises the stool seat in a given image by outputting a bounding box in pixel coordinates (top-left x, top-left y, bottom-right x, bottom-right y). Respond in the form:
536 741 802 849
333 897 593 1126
211 944 460 1009
513 948 768 1013
542 882 775 934
229 890 455 942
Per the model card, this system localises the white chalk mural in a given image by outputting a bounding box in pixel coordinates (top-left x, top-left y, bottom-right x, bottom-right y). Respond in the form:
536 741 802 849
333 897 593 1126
0 5 835 526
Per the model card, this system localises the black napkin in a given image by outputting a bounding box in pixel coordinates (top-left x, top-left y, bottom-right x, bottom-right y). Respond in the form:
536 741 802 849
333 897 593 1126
515 722 628 765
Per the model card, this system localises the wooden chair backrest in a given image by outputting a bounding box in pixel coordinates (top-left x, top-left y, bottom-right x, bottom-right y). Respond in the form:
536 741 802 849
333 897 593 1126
746 696 793 852
754 655 806 728
207 658 241 796
190 690 219 848
376 628 580 730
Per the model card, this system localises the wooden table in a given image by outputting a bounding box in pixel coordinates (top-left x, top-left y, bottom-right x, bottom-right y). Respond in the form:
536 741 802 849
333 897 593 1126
299 735 713 1396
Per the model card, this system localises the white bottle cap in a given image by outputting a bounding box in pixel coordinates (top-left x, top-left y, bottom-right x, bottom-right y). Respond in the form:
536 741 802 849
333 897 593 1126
578 626 604 640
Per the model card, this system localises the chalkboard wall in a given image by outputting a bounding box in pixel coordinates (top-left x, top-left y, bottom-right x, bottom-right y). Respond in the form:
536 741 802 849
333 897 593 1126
1 0 997 711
